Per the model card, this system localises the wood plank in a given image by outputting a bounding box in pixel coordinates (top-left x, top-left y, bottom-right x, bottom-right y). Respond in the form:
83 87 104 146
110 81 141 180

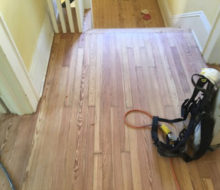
110 107 124 190
121 47 133 108
202 178 214 190
93 154 103 190
121 152 133 190
94 34 103 153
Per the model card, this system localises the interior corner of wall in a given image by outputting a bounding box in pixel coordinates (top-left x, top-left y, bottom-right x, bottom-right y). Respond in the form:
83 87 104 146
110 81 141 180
0 7 48 115
29 13 54 98
157 0 173 27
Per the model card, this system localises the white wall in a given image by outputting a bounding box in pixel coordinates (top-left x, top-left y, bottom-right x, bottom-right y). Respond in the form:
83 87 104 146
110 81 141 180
0 0 47 69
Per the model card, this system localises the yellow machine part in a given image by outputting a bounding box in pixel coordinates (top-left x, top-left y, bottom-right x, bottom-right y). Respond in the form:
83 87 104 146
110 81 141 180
160 124 171 135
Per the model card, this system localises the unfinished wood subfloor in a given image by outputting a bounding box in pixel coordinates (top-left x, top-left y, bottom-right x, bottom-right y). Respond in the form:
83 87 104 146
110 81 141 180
1 29 220 190
92 0 164 28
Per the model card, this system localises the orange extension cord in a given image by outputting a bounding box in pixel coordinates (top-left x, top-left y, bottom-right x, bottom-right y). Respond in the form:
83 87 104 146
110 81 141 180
124 109 181 190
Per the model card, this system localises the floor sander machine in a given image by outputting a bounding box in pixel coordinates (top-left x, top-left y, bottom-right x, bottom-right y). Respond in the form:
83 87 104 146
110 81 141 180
125 68 220 161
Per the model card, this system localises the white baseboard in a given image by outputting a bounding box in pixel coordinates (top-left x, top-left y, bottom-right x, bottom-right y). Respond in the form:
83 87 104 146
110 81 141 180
29 14 54 98
157 0 211 52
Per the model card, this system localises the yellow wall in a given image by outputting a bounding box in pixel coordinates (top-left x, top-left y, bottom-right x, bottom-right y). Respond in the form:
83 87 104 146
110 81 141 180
0 0 47 69
167 0 220 25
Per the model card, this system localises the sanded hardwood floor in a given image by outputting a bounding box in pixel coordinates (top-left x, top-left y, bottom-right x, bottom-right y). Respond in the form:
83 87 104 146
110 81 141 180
92 0 164 28
1 29 220 190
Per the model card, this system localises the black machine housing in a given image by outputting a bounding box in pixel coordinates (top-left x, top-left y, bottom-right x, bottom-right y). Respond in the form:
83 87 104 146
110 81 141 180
151 74 218 162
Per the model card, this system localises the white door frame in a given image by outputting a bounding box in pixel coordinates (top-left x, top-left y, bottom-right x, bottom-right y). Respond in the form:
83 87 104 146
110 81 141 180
203 7 220 64
0 13 39 115
0 98 8 114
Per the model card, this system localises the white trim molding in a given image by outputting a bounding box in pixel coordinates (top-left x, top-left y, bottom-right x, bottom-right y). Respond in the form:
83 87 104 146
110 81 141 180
203 7 220 64
83 0 91 9
29 14 54 97
0 98 8 114
157 0 211 52
0 105 7 114
47 0 59 33
0 13 39 115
